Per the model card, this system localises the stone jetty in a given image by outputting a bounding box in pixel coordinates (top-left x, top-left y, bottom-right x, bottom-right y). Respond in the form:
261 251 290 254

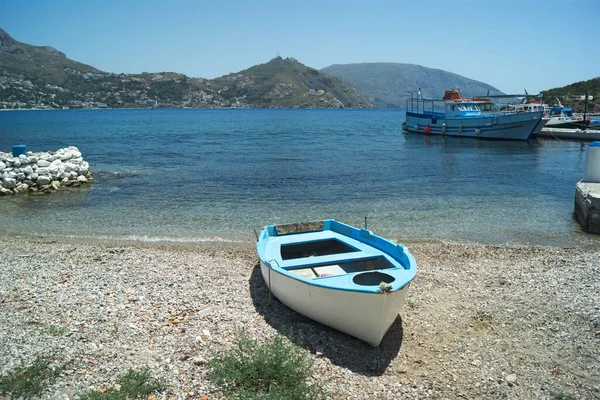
0 146 92 195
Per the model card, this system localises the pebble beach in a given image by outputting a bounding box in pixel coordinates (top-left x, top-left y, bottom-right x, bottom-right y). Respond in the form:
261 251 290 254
1 236 599 399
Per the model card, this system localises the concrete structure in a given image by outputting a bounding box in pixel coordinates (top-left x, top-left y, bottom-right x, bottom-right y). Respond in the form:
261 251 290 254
574 182 600 234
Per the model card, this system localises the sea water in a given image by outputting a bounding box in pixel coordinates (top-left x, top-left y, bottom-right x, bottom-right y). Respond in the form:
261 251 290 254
0 108 598 248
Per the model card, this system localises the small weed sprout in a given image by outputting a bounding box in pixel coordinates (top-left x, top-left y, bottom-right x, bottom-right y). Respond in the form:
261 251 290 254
406 299 419 309
379 281 392 293
40 324 69 336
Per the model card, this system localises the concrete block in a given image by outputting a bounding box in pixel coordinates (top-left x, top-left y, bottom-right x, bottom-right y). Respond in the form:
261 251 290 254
574 181 600 234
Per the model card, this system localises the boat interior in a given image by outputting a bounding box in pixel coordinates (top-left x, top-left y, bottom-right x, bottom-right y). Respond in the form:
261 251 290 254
280 238 396 281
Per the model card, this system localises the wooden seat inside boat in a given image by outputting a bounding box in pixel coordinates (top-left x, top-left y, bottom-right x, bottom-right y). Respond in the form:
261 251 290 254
286 256 395 279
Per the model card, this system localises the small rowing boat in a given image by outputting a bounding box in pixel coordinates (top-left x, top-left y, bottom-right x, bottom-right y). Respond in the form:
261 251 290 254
256 219 417 346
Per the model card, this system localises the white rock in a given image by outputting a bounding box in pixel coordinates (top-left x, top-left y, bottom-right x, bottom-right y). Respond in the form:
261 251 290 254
13 160 21 168
77 175 88 183
49 165 60 175
37 159 51 167
3 178 17 189
63 163 76 173
37 167 49 175
69 171 78 179
29 173 38 180
14 183 29 193
20 165 34 175
16 173 25 180
505 374 517 385
0 161 5 170
37 175 51 185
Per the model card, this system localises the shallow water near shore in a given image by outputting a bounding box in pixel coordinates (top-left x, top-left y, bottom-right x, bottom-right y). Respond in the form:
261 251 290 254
0 108 598 248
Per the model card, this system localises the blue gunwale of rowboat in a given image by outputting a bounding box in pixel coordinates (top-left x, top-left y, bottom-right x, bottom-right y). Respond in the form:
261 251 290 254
256 219 417 294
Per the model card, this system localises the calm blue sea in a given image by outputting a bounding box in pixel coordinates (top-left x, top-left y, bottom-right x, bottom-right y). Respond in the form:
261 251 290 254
0 108 598 248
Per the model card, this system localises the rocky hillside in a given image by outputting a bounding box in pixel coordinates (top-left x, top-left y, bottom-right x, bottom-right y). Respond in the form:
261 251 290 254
321 62 504 108
0 28 374 109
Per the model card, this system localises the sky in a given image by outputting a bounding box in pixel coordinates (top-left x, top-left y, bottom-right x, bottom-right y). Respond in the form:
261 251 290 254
1 0 598 94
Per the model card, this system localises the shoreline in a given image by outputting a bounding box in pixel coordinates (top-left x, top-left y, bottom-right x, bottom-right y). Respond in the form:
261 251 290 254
1 235 599 399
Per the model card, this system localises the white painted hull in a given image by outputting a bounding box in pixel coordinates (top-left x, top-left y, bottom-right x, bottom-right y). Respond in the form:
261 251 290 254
538 127 600 141
260 261 408 346
403 111 543 140
543 117 587 130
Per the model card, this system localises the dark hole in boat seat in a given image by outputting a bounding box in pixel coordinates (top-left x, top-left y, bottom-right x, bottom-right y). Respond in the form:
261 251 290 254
353 272 395 286
281 239 358 260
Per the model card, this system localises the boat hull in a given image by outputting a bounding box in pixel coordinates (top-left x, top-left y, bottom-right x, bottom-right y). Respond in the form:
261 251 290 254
543 118 589 130
260 261 408 346
403 111 543 140
538 127 600 141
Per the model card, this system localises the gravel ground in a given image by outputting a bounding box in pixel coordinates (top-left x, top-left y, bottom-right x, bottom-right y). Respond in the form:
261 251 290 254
0 236 599 399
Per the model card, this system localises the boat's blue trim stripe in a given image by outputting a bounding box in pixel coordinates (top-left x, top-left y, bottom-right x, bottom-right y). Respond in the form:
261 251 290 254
256 219 417 293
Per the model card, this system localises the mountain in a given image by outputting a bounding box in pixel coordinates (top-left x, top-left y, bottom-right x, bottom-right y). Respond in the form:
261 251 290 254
321 62 504 108
0 28 374 109
540 77 600 113
0 28 100 84
208 57 374 108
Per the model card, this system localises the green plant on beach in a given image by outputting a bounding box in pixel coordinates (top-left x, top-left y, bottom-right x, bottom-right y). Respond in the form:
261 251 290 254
378 281 392 293
207 329 327 399
550 391 575 400
0 356 61 399
40 324 69 336
406 299 419 309
78 367 166 400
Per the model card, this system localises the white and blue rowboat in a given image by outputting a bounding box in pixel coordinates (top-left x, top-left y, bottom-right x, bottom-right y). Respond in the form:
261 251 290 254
256 219 417 346
402 89 544 140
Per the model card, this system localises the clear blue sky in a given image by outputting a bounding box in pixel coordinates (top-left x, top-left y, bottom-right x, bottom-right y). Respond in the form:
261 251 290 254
1 0 598 94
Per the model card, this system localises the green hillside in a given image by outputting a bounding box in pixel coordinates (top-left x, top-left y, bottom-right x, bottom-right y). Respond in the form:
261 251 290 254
0 28 374 109
321 62 504 108
210 57 374 108
541 77 600 113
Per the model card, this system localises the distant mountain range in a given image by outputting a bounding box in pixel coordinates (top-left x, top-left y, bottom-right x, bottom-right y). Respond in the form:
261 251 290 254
0 28 372 109
321 63 504 108
1 27 597 111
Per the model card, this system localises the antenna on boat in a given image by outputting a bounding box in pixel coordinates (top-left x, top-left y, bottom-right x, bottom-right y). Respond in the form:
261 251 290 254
364 216 368 230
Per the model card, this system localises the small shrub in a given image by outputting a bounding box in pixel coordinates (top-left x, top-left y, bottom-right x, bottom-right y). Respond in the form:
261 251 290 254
207 330 327 399
40 324 69 336
79 367 166 400
406 299 419 309
0 356 61 399
550 391 574 400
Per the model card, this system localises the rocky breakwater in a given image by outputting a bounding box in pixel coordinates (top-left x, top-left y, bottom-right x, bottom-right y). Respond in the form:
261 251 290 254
0 146 92 195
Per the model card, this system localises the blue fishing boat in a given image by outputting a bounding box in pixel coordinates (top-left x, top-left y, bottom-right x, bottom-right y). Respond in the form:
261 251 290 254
256 219 417 346
402 89 544 140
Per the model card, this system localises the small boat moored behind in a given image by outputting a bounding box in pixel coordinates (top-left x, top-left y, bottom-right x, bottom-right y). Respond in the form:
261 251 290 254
256 219 417 346
402 89 543 140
